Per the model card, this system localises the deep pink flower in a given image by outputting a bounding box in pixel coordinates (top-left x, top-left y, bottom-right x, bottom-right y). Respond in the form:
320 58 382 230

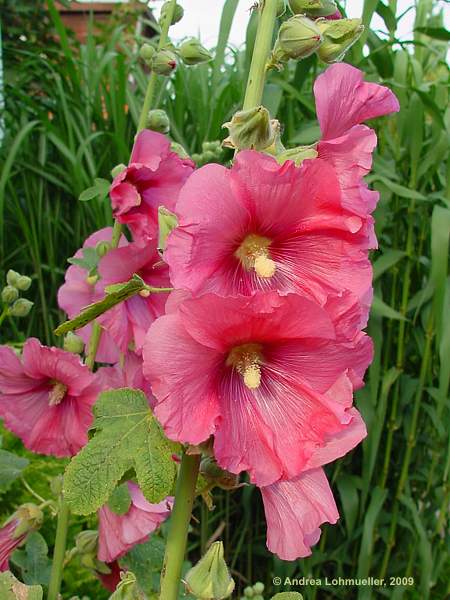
0 339 100 457
110 130 194 241
0 504 43 571
96 352 155 407
58 227 126 364
143 291 371 486
260 468 339 561
97 483 173 563
97 561 122 592
165 151 371 306
97 238 170 354
314 63 399 221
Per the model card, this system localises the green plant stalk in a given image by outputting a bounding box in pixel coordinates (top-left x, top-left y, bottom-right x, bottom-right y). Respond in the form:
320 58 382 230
137 0 177 133
159 4 278 597
0 307 8 329
159 452 201 600
47 494 70 600
242 0 278 111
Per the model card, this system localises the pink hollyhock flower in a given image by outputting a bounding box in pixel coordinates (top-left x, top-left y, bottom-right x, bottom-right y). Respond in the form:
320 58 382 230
110 130 194 241
97 561 122 592
0 339 100 457
97 483 173 563
260 468 339 561
165 151 371 306
96 351 155 407
143 291 371 486
58 227 126 364
97 239 170 353
314 63 399 221
0 504 43 571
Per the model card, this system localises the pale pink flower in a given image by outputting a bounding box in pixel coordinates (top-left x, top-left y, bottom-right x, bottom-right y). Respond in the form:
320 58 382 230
165 151 371 306
0 339 100 457
143 291 371 486
97 239 170 354
57 227 125 364
110 130 194 241
97 483 173 563
96 351 155 407
314 63 399 221
260 468 339 561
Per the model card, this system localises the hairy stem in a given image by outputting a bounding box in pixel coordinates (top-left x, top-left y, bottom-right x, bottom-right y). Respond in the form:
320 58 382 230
159 453 201 600
47 495 70 600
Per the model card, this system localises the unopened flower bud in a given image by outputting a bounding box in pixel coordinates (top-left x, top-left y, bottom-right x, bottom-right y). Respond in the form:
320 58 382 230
96 240 111 257
139 43 155 65
179 38 213 66
6 269 20 287
160 1 184 26
9 298 33 318
63 332 85 355
277 144 318 166
270 15 322 67
10 503 43 538
152 49 177 75
316 18 364 63
288 0 337 17
170 141 190 160
75 530 99 555
244 587 254 597
1 285 19 304
158 207 178 252
185 541 235 599
146 109 170 134
223 106 276 151
253 582 265 594
16 275 32 291
111 163 127 178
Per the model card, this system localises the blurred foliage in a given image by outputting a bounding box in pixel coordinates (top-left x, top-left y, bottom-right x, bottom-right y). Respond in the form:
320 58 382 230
0 0 449 599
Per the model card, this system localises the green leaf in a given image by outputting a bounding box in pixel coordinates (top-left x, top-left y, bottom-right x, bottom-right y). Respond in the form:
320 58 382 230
0 450 29 491
371 295 407 321
79 178 111 202
336 475 359 536
67 247 99 274
119 536 165 593
108 483 132 515
371 175 427 200
357 487 387 578
11 533 52 586
64 389 178 515
54 275 146 336
0 571 43 600
373 250 406 280
414 26 450 41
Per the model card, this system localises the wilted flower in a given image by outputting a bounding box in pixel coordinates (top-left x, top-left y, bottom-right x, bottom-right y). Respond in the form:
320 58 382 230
97 483 173 562
178 38 213 65
58 227 125 364
288 0 337 17
316 18 364 63
223 107 277 151
184 541 235 599
0 339 100 457
0 504 43 571
109 130 194 241
143 291 371 486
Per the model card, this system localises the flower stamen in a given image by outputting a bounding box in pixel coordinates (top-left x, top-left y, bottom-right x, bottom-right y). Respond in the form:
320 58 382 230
226 343 263 390
48 381 68 406
235 234 276 279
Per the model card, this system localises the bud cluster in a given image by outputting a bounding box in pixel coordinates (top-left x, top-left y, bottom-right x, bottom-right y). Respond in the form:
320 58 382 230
241 581 265 600
192 140 225 166
1 269 33 319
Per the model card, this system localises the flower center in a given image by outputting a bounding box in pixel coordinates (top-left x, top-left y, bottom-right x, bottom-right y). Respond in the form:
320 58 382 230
48 381 68 406
235 234 276 279
226 343 263 390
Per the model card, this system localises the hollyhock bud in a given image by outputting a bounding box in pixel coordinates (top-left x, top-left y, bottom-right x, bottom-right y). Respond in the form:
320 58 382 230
152 49 177 75
178 38 213 65
1 286 19 305
96 240 111 257
270 15 322 67
63 332 85 355
9 298 33 317
160 1 184 26
316 18 364 63
6 269 20 287
185 541 235 599
15 275 32 291
0 504 43 571
288 0 337 17
276 144 318 166
146 109 170 134
139 43 155 65
223 106 276 151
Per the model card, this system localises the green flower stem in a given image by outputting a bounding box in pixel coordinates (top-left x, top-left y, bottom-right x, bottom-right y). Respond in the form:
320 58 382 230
242 0 278 110
137 0 177 133
0 307 9 329
159 452 201 600
47 494 70 600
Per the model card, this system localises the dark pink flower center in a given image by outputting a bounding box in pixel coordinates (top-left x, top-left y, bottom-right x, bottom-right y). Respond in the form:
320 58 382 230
226 342 263 390
235 234 276 278
48 381 68 406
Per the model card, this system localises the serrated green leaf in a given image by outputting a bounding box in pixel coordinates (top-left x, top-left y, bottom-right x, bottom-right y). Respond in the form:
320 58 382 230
54 275 146 336
0 571 43 600
108 483 132 515
0 449 29 491
11 533 52 586
64 389 178 515
120 536 165 593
